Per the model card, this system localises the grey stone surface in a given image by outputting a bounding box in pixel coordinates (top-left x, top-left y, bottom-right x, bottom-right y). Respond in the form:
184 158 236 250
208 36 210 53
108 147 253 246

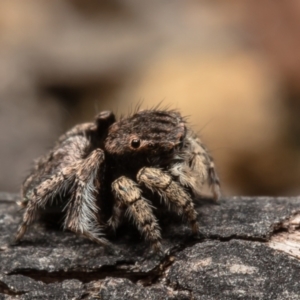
1 196 300 299
167 240 300 300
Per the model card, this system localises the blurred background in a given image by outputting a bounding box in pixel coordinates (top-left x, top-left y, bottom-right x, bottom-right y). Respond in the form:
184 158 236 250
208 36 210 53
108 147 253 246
1 0 300 196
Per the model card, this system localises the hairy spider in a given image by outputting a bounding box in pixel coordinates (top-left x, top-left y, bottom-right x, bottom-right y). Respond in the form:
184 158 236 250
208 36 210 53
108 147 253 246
16 109 220 251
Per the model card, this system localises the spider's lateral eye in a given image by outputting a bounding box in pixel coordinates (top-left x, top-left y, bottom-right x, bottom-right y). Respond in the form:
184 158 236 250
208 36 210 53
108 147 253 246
131 139 141 149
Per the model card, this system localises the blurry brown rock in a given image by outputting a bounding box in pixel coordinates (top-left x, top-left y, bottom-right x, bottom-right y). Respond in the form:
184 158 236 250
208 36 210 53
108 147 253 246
1 0 300 196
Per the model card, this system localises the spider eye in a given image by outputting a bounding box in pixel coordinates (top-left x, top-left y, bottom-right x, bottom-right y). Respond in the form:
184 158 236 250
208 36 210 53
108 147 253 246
131 139 140 149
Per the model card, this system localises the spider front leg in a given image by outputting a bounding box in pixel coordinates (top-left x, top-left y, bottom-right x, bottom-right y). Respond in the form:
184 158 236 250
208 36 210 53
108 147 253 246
111 176 162 251
137 167 199 234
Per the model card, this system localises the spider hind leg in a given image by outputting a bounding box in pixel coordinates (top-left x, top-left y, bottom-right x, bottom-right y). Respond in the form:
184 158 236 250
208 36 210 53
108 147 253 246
15 167 76 242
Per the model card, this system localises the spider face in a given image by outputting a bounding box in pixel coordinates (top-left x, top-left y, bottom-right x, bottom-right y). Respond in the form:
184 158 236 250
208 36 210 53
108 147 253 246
104 110 186 165
16 109 220 252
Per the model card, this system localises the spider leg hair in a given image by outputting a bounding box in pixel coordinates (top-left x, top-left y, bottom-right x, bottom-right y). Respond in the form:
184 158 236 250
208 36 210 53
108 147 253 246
137 167 199 234
63 149 109 246
207 159 221 200
170 131 221 201
15 166 76 241
107 199 124 232
112 176 162 251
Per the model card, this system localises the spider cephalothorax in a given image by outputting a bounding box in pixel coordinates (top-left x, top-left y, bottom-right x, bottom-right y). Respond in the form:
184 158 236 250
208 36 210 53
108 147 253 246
16 109 220 251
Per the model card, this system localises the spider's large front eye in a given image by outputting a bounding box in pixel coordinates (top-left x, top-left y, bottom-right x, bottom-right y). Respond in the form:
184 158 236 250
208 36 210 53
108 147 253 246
131 139 140 149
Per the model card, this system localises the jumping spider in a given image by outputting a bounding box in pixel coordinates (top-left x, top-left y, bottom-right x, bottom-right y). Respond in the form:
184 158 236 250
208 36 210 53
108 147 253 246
16 109 220 251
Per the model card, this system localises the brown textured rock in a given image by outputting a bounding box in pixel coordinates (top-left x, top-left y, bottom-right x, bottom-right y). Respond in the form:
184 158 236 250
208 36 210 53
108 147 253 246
1 194 300 299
